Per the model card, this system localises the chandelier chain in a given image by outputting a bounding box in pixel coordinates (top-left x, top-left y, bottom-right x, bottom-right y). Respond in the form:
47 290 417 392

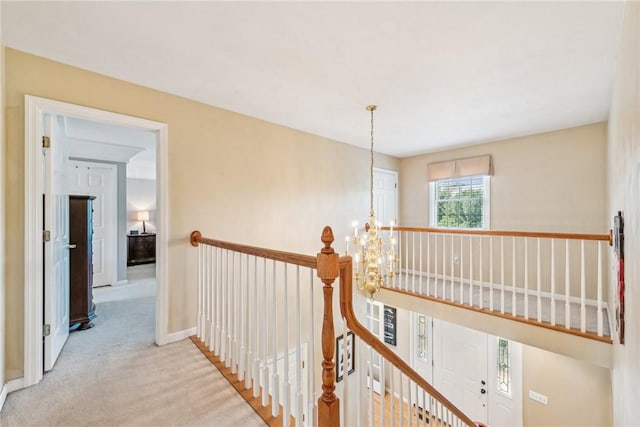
369 105 375 217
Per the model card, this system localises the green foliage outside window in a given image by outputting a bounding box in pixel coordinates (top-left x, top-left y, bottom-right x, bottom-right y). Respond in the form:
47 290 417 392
434 176 486 229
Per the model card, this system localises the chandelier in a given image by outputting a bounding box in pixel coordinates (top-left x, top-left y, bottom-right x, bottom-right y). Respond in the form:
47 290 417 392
346 105 398 300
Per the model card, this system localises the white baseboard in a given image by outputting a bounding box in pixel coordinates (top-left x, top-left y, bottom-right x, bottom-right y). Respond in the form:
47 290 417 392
0 383 7 412
164 327 197 344
114 280 129 287
0 377 27 411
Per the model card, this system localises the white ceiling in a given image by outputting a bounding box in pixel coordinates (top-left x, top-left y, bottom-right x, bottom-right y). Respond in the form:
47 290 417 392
63 116 157 180
2 1 625 157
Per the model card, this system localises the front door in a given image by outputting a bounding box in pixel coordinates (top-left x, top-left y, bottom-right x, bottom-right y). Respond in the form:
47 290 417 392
433 319 488 423
43 114 70 371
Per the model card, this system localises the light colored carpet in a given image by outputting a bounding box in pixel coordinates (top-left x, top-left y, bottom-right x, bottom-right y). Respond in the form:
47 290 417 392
1 295 266 426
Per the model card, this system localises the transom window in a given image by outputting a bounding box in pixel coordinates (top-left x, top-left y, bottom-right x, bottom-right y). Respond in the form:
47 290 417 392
430 175 489 229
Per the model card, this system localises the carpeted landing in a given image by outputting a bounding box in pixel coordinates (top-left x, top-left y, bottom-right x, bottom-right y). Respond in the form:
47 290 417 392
1 296 266 426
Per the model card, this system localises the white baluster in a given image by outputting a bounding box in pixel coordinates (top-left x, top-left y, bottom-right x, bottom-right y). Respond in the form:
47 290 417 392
253 256 259 397
233 252 239 375
565 240 571 329
426 233 430 297
412 232 416 292
220 249 229 366
524 239 529 320
238 254 245 381
342 323 349 426
537 238 542 322
597 242 603 337
398 231 403 290
308 268 317 424
399 372 404 427
460 235 464 304
197 244 203 339
262 258 269 407
210 247 217 351
282 264 290 426
479 236 483 310
434 234 438 298
368 344 374 427
489 237 493 311
419 232 423 294
512 237 516 317
580 240 586 333
469 236 473 306
380 357 385 427
294 266 303 425
500 236 505 314
390 366 395 427
243 255 251 388
208 245 214 350
442 234 446 299
272 260 280 417
405 231 409 291
215 247 222 356
551 239 556 326
450 235 454 302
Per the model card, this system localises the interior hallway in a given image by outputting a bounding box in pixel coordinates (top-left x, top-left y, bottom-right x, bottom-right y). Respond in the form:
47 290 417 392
1 266 265 426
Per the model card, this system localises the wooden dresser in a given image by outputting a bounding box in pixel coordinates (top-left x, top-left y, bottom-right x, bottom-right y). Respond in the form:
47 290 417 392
127 234 156 266
69 195 97 330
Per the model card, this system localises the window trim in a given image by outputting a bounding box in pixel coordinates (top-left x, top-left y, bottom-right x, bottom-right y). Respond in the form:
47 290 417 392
429 175 490 230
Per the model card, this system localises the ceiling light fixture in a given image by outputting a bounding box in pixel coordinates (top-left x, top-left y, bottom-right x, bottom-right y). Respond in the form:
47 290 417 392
346 105 398 300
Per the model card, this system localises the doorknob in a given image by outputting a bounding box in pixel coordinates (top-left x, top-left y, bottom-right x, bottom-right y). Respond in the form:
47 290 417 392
66 244 77 249
481 389 486 394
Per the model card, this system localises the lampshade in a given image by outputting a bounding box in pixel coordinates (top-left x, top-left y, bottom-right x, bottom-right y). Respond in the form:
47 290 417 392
137 211 150 221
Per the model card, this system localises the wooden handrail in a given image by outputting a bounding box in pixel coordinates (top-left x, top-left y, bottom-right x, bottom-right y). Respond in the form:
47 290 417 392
382 226 612 243
333 234 478 427
190 230 318 268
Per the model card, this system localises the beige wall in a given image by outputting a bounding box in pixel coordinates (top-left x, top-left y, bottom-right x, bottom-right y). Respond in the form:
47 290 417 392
607 2 640 425
523 346 611 427
3 48 399 379
399 123 607 233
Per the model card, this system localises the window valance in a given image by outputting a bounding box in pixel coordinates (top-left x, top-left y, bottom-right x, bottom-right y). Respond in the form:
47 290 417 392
427 155 493 182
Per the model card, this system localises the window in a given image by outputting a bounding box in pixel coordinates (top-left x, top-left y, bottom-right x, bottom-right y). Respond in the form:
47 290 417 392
497 337 511 396
430 175 489 229
416 315 428 360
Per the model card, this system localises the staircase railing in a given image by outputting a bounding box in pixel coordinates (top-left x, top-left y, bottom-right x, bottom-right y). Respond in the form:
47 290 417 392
190 227 479 427
383 226 612 341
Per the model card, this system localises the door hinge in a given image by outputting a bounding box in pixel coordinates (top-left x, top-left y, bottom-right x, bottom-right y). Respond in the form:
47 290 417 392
43 230 51 242
43 324 51 337
42 136 50 148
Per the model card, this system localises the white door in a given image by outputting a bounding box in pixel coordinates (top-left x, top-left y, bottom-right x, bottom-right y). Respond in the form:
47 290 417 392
68 160 117 287
366 301 384 394
487 336 523 427
43 114 70 371
373 168 398 226
433 319 488 424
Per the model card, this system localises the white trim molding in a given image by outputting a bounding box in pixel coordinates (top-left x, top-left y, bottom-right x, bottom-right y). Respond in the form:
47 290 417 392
165 327 197 344
24 95 170 386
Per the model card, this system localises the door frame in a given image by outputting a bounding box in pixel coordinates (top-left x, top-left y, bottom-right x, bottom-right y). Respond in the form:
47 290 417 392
24 95 170 386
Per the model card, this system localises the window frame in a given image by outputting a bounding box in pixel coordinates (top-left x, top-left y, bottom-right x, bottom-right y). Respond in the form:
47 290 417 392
429 175 490 230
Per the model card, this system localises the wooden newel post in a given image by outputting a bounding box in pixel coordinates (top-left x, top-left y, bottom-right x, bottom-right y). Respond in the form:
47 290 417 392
316 226 340 427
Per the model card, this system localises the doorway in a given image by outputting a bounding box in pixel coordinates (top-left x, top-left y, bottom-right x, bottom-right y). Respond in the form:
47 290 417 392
410 314 523 427
24 95 169 386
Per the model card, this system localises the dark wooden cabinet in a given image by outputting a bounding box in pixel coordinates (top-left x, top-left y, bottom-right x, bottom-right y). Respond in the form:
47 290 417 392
127 234 156 266
69 195 97 330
